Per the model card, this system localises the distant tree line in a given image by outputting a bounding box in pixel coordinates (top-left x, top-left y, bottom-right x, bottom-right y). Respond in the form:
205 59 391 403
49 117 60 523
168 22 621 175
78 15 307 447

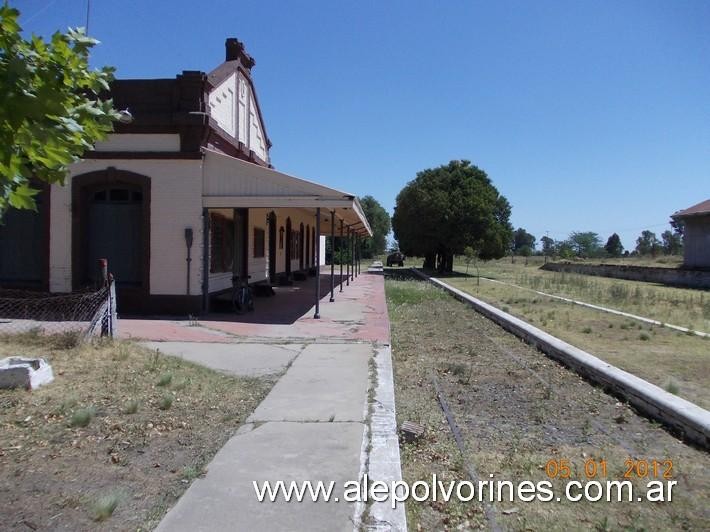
512 226 683 259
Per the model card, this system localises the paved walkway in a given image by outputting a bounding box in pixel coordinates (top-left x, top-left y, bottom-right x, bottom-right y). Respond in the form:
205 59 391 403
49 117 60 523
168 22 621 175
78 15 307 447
119 266 405 531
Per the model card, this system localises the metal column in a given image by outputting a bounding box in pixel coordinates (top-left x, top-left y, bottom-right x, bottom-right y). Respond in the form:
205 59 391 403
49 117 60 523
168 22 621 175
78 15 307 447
357 234 361 275
329 211 335 302
346 227 350 286
340 220 344 292
314 207 321 319
351 230 355 281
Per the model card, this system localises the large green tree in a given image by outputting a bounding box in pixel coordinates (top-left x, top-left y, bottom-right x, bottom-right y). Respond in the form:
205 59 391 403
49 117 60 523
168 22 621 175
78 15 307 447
635 230 662 256
358 195 390 258
568 231 602 257
392 160 512 272
540 235 555 256
512 227 536 256
0 5 118 214
604 233 624 257
661 229 682 255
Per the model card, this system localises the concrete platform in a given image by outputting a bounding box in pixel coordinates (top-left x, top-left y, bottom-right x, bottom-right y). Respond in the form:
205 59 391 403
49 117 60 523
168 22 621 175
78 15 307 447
130 268 407 531
155 422 365 532
248 343 372 422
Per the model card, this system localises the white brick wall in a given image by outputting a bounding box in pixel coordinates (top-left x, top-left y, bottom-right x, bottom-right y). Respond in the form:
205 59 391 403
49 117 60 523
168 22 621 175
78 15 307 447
53 159 204 296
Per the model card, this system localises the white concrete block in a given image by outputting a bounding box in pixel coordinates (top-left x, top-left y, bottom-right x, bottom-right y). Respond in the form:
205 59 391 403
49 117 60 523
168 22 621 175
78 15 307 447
0 357 54 390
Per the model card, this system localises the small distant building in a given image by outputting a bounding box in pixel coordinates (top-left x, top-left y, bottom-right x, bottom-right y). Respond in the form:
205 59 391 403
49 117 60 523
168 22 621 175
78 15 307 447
671 199 710 269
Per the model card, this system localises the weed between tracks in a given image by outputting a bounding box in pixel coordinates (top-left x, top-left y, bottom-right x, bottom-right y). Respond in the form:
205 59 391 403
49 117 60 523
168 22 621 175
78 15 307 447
386 272 710 531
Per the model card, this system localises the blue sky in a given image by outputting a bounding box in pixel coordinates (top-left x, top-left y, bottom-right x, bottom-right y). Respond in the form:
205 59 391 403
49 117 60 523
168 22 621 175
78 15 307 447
17 0 710 250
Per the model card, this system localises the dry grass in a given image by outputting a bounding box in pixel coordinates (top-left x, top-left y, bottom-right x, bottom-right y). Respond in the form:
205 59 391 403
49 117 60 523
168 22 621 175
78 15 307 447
443 275 710 409
451 257 710 333
0 334 274 530
387 272 710 531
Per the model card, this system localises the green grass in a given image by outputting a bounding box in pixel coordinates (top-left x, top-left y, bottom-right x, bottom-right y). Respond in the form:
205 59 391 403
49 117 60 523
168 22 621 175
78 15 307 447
123 399 139 414
91 492 122 521
156 372 173 387
158 393 174 410
69 406 95 428
385 280 449 307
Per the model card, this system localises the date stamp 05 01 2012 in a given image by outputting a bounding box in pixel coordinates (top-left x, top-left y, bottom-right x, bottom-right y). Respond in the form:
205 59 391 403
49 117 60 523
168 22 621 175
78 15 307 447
544 458 673 480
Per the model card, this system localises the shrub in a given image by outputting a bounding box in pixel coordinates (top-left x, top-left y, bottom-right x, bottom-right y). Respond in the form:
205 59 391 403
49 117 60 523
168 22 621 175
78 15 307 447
123 399 139 415
91 492 121 521
156 372 173 387
158 393 174 410
70 407 95 428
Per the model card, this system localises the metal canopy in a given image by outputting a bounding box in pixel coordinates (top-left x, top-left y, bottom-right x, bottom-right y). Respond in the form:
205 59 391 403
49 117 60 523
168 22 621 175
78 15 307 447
202 149 372 236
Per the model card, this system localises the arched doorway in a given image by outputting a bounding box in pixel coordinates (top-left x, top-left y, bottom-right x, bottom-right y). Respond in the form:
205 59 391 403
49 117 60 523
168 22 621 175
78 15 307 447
72 169 150 312
267 211 276 282
285 217 292 278
299 223 305 271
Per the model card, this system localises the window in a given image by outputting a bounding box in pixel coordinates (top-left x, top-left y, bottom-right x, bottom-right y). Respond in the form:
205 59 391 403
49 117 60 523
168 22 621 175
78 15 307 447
253 228 265 258
279 226 284 249
210 213 234 273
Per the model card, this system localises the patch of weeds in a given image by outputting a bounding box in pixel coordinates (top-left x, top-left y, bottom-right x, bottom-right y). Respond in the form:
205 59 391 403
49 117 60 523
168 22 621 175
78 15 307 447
156 372 173 387
582 327 592 334
123 399 139 414
502 306 510 313
91 492 122 521
663 378 680 395
53 330 83 349
70 406 95 428
444 362 466 377
56 396 78 415
146 349 161 372
172 377 190 391
685 327 696 336
181 465 204 481
158 393 174 410
620 323 629 330
639 333 650 341
112 344 130 361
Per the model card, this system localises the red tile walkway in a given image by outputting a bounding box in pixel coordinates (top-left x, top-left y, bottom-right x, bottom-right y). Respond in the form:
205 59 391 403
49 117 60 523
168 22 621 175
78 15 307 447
118 268 390 345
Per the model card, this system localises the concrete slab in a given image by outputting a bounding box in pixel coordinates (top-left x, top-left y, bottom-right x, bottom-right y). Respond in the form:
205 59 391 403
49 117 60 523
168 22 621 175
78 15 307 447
141 341 302 378
249 343 372 423
155 421 365 532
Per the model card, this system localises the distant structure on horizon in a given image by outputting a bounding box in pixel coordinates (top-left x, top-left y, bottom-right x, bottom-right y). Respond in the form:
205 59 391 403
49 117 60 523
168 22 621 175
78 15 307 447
671 199 710 269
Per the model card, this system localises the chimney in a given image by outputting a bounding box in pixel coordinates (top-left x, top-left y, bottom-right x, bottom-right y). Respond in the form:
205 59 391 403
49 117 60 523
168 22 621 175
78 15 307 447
225 38 255 70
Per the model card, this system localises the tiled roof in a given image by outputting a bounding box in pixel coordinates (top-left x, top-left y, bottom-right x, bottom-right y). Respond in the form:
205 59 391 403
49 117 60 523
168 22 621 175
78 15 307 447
672 199 710 218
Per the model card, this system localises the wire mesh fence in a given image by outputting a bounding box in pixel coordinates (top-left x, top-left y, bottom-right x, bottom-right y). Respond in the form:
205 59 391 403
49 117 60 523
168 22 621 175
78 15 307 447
0 282 117 339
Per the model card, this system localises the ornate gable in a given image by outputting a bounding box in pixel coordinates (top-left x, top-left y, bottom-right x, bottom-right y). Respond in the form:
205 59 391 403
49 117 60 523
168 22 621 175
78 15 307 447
207 39 271 165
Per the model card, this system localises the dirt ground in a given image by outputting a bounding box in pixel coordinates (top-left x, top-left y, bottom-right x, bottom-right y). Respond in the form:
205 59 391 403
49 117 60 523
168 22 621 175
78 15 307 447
386 270 710 531
0 332 275 531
